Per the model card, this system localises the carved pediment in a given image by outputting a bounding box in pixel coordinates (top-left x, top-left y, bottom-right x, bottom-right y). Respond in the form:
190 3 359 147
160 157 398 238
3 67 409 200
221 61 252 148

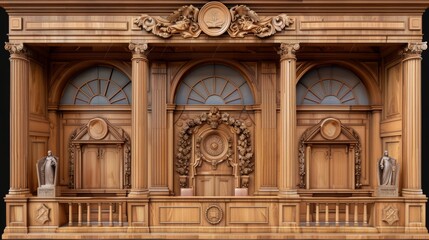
70 117 127 144
134 1 293 39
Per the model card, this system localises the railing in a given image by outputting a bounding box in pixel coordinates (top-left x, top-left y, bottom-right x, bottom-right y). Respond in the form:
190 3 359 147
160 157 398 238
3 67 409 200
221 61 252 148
58 198 128 227
300 198 374 227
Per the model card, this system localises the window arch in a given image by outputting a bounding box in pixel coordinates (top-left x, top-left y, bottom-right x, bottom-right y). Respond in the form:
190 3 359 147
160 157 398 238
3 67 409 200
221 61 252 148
60 66 131 105
175 63 254 105
297 65 369 105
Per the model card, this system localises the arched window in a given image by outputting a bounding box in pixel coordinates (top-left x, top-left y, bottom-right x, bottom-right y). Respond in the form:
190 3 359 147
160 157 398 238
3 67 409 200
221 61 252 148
60 66 131 105
297 65 369 105
175 63 254 105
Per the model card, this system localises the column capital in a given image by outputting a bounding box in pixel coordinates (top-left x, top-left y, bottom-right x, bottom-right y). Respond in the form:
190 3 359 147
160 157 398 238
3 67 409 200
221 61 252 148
4 42 27 55
402 42 427 57
129 42 148 55
278 43 300 60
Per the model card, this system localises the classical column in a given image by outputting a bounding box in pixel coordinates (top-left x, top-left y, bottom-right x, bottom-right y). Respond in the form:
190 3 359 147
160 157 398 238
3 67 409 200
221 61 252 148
278 43 300 197
370 107 382 189
5 42 30 195
128 42 149 196
401 42 427 197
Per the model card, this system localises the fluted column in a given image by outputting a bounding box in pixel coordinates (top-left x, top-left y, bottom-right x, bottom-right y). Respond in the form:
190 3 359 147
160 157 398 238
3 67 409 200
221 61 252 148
370 108 382 188
401 42 427 197
278 43 300 197
128 42 149 196
5 42 30 195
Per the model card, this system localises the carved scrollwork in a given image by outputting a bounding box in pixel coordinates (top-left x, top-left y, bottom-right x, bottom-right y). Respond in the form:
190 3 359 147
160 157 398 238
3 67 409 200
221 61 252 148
227 5 293 38
134 5 201 38
403 42 427 55
175 107 254 187
4 42 26 54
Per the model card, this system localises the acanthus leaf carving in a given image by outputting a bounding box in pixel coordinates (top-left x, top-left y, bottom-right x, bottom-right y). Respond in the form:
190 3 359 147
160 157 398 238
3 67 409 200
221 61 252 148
134 5 201 38
227 5 293 38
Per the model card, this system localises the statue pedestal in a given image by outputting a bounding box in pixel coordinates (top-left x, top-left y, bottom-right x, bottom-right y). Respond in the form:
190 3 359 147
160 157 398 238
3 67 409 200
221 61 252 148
234 188 248 196
180 188 194 196
37 185 59 197
377 185 398 197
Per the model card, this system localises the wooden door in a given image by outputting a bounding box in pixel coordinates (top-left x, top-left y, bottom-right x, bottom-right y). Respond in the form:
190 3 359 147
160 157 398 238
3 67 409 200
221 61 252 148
310 145 349 189
82 145 121 189
195 175 234 196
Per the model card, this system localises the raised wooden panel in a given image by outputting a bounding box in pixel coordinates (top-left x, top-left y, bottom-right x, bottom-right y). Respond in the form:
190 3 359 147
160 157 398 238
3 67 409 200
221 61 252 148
159 207 201 224
300 21 405 31
196 176 214 196
29 61 46 116
10 206 24 224
310 146 329 189
409 206 422 223
229 207 269 224
26 21 128 31
30 140 47 193
330 145 349 189
82 145 120 189
384 62 402 119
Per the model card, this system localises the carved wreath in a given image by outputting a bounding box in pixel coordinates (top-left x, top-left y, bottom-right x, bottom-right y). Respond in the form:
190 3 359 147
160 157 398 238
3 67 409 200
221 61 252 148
176 107 254 177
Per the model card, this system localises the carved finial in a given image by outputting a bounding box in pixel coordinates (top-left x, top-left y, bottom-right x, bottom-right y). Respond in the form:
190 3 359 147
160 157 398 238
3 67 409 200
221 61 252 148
128 42 148 54
403 42 427 55
4 42 26 55
278 43 300 59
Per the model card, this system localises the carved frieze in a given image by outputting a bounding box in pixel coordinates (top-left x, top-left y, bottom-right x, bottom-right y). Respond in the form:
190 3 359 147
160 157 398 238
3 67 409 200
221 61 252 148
134 2 293 38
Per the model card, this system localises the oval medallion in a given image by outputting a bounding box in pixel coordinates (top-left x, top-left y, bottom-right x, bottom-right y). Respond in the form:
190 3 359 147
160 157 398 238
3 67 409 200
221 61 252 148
198 1 231 36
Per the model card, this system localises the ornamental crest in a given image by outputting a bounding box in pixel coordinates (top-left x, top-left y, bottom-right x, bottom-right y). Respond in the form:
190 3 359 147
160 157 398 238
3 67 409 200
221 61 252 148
134 1 293 38
382 205 399 225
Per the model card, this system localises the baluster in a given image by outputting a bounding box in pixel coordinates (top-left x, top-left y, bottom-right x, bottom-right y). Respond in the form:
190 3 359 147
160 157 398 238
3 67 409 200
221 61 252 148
306 203 310 226
325 203 329 225
354 203 358 225
109 203 113 227
98 203 102 227
87 203 91 226
68 203 73 226
78 203 82 226
335 203 339 226
119 202 123 227
363 203 368 225
345 203 349 226
315 203 320 226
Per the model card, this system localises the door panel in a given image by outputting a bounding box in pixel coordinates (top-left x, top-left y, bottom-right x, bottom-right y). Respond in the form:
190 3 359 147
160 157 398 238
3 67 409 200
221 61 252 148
196 176 215 196
104 148 120 189
215 176 234 196
82 146 101 189
330 145 349 189
310 146 330 189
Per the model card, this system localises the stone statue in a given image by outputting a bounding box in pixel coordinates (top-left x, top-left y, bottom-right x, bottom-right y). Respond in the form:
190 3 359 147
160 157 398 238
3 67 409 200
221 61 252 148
379 150 397 185
37 150 59 197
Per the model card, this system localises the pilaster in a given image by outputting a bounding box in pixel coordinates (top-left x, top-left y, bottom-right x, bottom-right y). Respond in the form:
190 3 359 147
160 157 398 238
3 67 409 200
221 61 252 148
278 43 300 197
401 42 427 197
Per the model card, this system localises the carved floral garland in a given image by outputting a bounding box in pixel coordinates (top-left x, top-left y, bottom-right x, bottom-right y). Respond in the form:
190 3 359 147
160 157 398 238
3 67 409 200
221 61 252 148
176 107 254 187
135 4 293 38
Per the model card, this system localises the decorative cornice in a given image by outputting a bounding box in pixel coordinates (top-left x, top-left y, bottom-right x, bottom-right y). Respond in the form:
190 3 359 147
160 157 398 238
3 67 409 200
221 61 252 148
278 43 300 59
134 2 294 39
128 42 148 54
4 42 26 55
403 42 427 55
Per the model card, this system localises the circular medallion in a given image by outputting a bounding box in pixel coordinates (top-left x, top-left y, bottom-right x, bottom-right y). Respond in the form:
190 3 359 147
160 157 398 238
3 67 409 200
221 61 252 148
320 118 341 140
198 1 231 36
205 205 223 225
203 133 225 156
87 118 108 140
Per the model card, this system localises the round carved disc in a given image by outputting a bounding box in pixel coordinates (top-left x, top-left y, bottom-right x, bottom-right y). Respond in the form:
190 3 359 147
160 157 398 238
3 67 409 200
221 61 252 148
198 1 231 36
87 118 108 140
320 118 341 140
202 133 226 157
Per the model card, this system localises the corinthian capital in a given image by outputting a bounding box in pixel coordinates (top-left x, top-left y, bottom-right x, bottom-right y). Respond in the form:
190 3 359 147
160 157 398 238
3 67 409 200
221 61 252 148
403 42 427 55
4 42 26 55
278 43 300 59
128 42 148 54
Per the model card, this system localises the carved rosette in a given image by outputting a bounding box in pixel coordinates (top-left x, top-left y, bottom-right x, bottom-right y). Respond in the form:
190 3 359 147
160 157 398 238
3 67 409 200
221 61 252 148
134 3 293 39
134 5 201 38
228 5 293 38
176 107 254 187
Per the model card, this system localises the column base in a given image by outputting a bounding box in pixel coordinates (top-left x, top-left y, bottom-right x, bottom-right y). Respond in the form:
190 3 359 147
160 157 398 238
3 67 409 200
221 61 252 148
278 189 300 198
7 188 31 196
128 189 149 197
402 188 424 197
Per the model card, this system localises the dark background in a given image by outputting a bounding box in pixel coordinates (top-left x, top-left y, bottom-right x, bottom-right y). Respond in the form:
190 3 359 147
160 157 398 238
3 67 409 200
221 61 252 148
0 7 428 238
